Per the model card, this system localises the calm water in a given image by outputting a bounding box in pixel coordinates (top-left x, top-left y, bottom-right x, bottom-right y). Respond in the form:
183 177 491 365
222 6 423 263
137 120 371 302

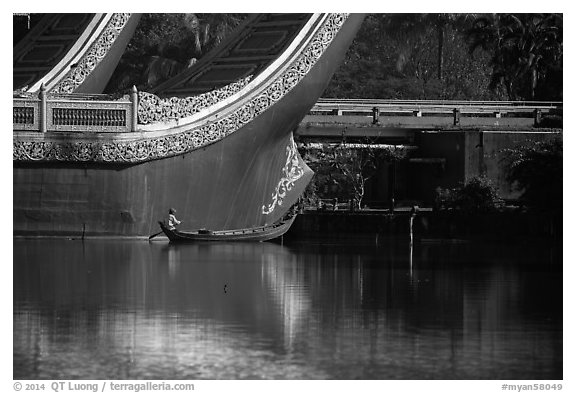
13 237 562 380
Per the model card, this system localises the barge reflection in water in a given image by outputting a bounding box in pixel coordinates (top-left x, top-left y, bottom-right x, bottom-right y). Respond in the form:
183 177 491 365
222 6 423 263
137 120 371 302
13 238 562 380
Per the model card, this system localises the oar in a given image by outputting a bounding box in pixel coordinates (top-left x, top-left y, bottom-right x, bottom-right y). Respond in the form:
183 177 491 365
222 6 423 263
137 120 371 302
148 230 163 240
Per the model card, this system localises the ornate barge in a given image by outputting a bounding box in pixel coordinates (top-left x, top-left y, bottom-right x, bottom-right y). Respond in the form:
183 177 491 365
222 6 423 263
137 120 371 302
13 13 364 237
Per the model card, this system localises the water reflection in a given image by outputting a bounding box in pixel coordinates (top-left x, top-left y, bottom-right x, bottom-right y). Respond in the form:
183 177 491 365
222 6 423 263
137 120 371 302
262 252 310 354
13 238 562 379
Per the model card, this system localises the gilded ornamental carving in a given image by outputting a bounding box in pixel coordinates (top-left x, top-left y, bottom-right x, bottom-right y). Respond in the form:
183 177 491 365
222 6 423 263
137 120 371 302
137 76 253 124
51 14 131 94
261 136 305 215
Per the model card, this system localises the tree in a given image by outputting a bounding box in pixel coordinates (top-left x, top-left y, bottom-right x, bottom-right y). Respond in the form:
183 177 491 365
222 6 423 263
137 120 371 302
331 146 378 209
300 142 409 209
467 13 563 100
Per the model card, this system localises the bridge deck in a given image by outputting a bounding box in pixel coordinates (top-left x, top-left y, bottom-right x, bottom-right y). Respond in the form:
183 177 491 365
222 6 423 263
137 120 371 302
297 114 544 144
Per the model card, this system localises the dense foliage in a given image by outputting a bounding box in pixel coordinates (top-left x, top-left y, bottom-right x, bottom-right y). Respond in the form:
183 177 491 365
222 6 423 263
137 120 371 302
467 14 563 101
324 13 562 101
434 177 504 213
325 14 495 100
504 138 562 210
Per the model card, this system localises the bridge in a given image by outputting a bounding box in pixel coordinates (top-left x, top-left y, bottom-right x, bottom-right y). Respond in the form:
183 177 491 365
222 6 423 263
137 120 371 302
298 98 562 144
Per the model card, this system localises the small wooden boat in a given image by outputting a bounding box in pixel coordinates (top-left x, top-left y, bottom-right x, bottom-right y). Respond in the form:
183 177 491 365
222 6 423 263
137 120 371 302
158 215 297 243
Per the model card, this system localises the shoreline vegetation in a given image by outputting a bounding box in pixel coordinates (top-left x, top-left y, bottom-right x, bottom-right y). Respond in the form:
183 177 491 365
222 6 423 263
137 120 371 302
287 208 562 242
292 139 562 243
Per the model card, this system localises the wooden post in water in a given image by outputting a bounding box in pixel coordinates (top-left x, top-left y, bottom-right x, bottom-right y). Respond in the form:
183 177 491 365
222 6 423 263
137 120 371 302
409 215 414 244
409 234 413 279
409 205 418 244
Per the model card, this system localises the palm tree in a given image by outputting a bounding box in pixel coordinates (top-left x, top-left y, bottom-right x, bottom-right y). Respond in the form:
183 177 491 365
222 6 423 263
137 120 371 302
467 13 562 100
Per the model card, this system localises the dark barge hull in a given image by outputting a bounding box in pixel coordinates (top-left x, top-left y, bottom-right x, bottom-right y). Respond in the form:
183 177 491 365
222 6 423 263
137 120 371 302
13 14 365 237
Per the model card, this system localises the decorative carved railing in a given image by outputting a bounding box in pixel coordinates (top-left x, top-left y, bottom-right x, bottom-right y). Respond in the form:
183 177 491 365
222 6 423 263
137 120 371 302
13 74 256 132
13 103 38 130
50 103 130 131
13 107 35 124
13 85 137 133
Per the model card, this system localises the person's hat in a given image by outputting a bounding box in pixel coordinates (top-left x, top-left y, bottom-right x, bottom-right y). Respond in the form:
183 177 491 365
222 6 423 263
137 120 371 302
169 208 176 214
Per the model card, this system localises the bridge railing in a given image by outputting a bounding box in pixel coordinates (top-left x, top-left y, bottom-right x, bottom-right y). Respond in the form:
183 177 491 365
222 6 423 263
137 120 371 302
13 85 138 133
312 98 562 117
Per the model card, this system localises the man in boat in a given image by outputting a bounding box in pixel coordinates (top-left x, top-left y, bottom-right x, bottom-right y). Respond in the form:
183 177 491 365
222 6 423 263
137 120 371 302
168 208 181 230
